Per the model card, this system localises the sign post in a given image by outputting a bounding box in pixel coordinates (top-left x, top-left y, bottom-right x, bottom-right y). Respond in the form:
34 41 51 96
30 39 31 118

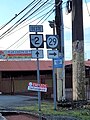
29 25 44 111
46 34 58 110
37 51 41 111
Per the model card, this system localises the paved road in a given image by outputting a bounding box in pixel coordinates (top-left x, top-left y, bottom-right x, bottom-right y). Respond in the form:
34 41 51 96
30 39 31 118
0 95 39 120
0 95 38 109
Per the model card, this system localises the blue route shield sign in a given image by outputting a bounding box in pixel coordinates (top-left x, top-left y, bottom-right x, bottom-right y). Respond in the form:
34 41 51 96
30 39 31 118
54 57 63 68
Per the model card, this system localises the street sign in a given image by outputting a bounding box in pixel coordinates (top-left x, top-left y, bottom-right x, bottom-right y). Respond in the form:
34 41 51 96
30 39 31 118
28 82 47 92
46 35 58 49
31 50 44 59
54 57 63 68
29 25 43 32
30 34 44 48
47 50 59 59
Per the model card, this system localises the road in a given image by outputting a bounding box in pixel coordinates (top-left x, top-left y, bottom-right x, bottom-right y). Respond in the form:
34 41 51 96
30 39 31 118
0 95 38 109
0 95 39 120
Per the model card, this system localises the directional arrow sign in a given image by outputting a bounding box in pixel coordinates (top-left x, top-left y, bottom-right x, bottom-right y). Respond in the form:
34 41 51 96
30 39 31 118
47 50 59 59
31 50 44 59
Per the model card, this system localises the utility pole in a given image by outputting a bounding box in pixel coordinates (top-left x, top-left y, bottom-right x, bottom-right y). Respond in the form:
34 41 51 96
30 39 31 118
55 0 65 101
72 0 86 100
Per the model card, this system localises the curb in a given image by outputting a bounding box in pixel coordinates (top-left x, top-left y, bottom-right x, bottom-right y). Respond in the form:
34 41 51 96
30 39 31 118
0 113 7 120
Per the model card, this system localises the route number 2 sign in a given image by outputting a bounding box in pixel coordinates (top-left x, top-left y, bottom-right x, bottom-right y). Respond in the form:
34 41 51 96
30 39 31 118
29 34 44 48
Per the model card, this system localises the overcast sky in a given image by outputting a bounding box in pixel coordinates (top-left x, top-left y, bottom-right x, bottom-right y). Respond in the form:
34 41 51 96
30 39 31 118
0 0 90 60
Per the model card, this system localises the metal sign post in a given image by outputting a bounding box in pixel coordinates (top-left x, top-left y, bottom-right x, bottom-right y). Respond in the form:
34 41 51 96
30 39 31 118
46 34 58 110
36 48 41 111
29 25 44 111
53 59 57 110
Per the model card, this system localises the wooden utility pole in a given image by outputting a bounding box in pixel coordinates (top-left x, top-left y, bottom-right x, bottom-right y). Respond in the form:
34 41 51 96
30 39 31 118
72 0 86 100
55 0 65 101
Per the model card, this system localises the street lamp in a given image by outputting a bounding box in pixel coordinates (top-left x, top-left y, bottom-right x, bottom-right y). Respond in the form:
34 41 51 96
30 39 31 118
48 20 56 35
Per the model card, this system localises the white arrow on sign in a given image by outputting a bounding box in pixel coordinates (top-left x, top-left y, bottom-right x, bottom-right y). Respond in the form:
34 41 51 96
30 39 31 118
31 50 44 59
47 50 59 59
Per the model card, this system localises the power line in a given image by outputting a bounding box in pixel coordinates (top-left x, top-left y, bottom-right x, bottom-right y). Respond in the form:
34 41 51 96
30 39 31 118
0 0 37 30
0 0 63 39
6 32 28 50
0 0 52 50
41 9 55 24
15 0 50 26
4 9 54 49
0 0 43 39
1 2 54 40
37 6 55 24
14 37 28 49
0 0 50 39
1 0 60 49
41 1 67 24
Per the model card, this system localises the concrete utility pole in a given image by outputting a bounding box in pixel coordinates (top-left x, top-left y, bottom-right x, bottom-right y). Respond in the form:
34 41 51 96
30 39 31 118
72 0 86 100
55 0 65 101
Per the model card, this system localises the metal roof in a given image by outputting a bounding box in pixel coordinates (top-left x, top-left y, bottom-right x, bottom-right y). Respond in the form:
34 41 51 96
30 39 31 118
0 60 89 71
0 60 52 71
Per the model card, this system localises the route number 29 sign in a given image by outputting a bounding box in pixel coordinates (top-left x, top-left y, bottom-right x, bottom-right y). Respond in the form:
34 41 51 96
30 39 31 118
46 35 58 49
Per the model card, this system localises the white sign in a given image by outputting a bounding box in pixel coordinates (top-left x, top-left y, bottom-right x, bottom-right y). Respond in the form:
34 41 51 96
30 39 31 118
29 25 43 32
46 35 58 49
47 50 59 59
28 82 47 92
31 50 44 59
30 34 44 48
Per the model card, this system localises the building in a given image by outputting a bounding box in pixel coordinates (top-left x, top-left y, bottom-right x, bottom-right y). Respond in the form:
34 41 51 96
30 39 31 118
0 60 90 100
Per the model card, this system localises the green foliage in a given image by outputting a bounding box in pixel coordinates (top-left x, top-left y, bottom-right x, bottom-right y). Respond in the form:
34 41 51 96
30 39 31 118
16 101 90 120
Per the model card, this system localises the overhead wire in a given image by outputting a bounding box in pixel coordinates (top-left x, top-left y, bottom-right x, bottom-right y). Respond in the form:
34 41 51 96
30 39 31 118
41 1 67 24
4 0 68 50
13 0 55 48
41 8 55 24
0 0 37 30
3 10 53 39
0 0 53 39
5 2 54 38
5 0 67 49
11 0 51 28
0 0 51 40
6 7 55 49
0 0 43 39
6 32 28 50
4 0 51 49
14 37 28 49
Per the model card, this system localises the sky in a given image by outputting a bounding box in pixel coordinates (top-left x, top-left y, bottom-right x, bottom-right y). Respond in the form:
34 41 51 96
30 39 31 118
0 0 90 60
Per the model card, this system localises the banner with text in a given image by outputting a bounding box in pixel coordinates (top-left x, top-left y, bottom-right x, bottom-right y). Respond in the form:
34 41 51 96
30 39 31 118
0 50 32 60
28 82 47 92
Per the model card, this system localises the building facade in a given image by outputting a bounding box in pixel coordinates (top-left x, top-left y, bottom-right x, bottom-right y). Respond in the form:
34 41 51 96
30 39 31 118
0 60 90 100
